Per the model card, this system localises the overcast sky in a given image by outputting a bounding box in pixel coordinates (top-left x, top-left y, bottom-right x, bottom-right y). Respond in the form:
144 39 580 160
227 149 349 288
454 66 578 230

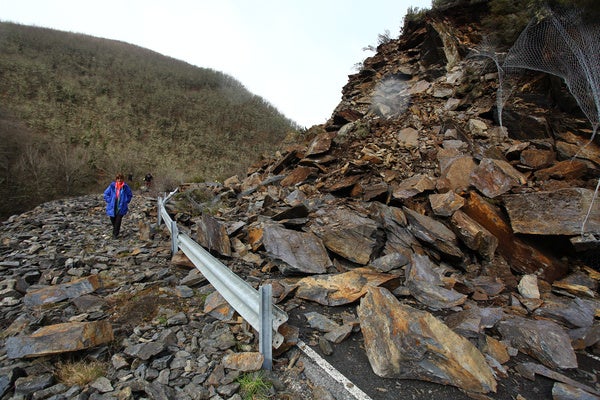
0 0 431 127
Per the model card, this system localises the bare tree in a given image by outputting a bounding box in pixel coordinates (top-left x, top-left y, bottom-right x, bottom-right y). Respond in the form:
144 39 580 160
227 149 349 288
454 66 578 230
17 143 51 201
48 141 93 195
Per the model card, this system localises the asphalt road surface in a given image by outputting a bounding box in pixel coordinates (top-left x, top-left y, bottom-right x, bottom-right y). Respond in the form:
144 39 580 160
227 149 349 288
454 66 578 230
289 302 600 400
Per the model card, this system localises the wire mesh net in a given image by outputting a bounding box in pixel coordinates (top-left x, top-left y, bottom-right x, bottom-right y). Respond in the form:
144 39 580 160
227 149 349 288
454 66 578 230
503 9 600 137
503 8 600 236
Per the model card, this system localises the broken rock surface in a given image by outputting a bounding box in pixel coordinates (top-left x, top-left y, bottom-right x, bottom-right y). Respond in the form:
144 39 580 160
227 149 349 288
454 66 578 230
357 286 497 394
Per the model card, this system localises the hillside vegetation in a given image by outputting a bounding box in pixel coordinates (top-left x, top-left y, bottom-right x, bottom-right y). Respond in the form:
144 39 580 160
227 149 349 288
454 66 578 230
0 22 300 219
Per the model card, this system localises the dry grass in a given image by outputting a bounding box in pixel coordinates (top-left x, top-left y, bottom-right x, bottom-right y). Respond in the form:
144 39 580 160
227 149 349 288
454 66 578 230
55 359 108 387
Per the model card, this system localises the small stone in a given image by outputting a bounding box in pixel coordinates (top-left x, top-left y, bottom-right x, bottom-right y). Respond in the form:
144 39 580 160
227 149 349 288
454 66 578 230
90 376 113 393
517 275 540 299
222 352 264 372
318 337 333 356
111 354 129 370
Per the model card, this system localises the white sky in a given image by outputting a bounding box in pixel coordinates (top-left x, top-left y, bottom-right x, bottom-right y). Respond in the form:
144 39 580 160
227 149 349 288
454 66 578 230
0 0 431 127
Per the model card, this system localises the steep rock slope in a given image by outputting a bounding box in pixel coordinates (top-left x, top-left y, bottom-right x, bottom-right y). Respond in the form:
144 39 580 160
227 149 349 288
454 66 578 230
166 2 600 397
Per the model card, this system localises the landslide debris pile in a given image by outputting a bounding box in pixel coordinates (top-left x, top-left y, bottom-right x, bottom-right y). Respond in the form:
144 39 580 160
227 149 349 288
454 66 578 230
165 2 600 398
1 2 599 400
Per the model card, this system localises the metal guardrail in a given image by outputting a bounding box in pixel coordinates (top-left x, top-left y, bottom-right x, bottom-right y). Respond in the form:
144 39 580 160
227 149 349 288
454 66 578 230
157 190 288 368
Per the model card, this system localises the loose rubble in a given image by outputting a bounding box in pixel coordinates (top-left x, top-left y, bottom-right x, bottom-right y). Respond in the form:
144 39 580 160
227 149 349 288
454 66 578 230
161 3 599 398
0 195 314 399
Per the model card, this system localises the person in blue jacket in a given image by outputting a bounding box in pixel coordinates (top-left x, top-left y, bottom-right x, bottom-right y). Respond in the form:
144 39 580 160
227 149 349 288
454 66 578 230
103 173 133 238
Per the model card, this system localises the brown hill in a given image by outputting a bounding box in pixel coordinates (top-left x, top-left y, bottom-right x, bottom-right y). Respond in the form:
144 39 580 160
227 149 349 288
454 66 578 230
0 22 299 219
206 1 600 270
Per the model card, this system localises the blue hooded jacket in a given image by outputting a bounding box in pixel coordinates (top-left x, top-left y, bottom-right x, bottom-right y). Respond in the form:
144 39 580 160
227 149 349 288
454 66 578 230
103 181 133 217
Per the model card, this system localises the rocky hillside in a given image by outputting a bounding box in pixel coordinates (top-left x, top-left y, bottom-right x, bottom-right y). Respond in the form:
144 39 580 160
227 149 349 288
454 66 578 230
0 2 599 400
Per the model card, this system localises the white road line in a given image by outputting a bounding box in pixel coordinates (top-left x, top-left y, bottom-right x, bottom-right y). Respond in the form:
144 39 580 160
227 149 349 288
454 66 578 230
297 340 374 400
581 351 600 363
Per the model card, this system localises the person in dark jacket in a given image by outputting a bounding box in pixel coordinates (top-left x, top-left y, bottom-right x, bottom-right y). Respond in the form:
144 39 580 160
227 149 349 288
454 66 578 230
103 173 133 238
144 173 153 189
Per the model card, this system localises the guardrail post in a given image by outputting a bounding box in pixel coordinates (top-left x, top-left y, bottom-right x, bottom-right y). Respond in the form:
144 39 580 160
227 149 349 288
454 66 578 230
171 220 178 255
259 284 273 370
157 196 163 226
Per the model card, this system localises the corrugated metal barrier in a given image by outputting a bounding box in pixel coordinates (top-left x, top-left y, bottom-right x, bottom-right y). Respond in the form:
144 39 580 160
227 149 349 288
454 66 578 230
157 189 288 369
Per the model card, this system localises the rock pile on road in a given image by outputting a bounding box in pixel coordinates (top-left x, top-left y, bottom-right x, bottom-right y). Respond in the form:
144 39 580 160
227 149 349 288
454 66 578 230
1 2 600 400
164 3 600 398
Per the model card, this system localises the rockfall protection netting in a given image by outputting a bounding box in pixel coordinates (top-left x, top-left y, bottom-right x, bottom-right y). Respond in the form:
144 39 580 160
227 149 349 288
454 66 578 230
502 8 600 236
503 8 600 137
